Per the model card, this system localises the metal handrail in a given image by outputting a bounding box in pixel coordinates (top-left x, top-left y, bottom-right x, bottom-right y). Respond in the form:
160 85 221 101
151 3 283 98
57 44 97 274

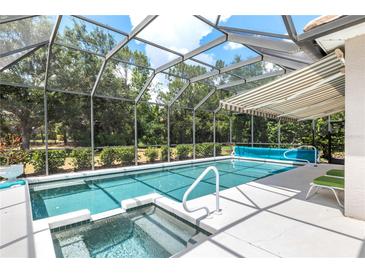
283 145 318 166
182 166 221 217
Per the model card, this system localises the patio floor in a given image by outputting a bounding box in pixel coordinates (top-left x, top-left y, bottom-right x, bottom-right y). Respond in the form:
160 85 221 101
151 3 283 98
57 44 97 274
158 163 365 257
0 185 35 257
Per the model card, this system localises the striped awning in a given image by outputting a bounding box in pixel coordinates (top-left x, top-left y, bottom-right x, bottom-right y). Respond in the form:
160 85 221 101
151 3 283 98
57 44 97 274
221 49 345 121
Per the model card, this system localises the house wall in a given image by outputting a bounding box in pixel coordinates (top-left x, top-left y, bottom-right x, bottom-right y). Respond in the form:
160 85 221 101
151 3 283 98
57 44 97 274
345 34 365 220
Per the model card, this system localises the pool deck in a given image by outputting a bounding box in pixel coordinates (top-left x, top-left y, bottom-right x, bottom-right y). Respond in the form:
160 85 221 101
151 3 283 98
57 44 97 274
1 162 365 257
0 184 35 257
161 164 365 257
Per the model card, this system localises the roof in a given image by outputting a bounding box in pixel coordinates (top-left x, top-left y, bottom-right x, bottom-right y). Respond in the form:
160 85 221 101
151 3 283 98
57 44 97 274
220 49 345 121
1 15 365 113
303 15 343 32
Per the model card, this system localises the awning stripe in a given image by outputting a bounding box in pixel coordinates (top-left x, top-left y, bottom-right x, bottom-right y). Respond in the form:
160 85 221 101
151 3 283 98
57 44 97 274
221 49 345 120
224 50 344 102
227 60 343 106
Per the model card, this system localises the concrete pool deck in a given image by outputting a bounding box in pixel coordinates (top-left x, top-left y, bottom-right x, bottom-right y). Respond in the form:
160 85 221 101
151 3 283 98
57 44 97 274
163 163 365 257
0 184 35 257
1 163 364 257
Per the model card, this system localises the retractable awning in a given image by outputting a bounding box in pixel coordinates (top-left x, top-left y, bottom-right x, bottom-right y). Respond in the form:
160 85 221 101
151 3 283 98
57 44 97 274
221 49 345 121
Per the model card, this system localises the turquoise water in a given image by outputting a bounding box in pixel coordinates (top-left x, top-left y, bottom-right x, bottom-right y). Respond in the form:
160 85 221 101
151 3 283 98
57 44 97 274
52 205 210 258
30 159 295 220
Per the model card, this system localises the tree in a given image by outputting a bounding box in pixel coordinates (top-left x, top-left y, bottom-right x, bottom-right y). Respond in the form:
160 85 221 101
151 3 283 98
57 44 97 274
0 85 44 149
0 17 345 159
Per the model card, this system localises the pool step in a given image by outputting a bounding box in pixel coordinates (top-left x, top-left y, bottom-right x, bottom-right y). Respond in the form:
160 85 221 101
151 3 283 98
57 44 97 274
53 234 91 258
132 207 208 255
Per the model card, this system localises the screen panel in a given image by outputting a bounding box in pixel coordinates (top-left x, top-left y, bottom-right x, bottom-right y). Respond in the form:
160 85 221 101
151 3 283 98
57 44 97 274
96 58 153 100
0 85 46 175
0 45 47 87
56 16 126 56
47 91 92 173
0 16 55 56
48 44 103 94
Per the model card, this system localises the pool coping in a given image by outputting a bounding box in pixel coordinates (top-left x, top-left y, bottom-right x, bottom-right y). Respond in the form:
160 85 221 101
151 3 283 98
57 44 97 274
26 156 231 184
25 155 305 185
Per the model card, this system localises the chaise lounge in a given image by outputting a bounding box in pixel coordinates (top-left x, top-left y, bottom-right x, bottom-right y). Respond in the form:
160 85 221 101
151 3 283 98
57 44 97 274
306 169 344 207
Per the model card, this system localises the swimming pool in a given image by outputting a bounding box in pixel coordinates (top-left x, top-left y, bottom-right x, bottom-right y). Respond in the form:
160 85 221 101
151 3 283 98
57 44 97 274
30 159 295 220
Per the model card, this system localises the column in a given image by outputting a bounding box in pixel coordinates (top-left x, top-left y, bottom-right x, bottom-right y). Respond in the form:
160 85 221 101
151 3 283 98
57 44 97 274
345 34 365 220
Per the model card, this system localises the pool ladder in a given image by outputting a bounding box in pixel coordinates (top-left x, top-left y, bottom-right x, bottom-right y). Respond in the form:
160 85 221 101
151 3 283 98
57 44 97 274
182 166 221 217
283 145 318 166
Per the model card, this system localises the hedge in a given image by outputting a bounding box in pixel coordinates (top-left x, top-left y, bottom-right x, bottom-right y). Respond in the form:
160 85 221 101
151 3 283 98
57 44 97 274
99 147 116 167
114 146 135 165
160 145 169 161
30 150 67 173
145 147 158 162
195 143 214 158
176 144 192 160
70 148 92 170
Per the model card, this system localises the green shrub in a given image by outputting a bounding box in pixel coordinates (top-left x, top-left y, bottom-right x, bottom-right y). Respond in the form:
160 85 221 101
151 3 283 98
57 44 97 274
0 135 31 166
30 150 66 173
99 147 116 167
145 147 158 162
0 149 30 166
114 146 135 165
196 143 214 158
176 144 192 160
70 148 92 170
215 144 222 156
160 146 169 161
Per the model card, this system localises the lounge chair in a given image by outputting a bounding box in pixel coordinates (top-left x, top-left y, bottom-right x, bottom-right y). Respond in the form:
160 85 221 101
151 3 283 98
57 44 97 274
306 170 344 207
0 179 26 190
326 169 344 178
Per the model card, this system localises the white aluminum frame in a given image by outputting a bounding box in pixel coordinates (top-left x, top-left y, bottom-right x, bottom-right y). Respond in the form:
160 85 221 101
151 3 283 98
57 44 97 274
1 14 356 174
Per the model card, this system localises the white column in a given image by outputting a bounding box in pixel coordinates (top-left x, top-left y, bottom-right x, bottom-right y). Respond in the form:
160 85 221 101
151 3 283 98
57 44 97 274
277 119 281 147
213 112 216 157
192 110 196 159
345 34 365 220
251 114 254 147
167 106 170 162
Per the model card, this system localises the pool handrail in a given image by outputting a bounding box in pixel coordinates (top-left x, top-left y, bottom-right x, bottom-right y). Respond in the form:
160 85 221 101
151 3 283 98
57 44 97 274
283 145 318 166
182 166 221 217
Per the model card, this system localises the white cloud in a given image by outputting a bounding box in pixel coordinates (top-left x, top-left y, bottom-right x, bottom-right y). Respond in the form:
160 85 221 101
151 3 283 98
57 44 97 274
113 63 133 84
202 15 231 24
203 15 218 24
129 15 223 68
263 61 281 73
264 62 274 72
219 15 231 23
193 53 216 66
144 46 178 68
223 41 244 50
148 73 170 103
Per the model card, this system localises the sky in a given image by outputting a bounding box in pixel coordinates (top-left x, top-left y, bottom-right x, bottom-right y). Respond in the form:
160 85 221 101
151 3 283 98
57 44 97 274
81 15 318 69
56 15 318 100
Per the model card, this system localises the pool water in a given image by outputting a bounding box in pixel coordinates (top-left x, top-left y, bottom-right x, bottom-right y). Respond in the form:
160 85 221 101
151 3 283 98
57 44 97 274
52 205 210 258
30 159 295 220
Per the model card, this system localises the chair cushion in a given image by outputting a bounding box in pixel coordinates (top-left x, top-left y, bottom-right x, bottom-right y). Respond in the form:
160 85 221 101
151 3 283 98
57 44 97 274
0 179 26 189
326 169 344 177
313 176 344 189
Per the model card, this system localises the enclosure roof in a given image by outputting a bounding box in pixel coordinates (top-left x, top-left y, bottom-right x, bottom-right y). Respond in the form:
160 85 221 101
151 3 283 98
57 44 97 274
1 15 364 113
220 49 345 121
303 15 343 32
